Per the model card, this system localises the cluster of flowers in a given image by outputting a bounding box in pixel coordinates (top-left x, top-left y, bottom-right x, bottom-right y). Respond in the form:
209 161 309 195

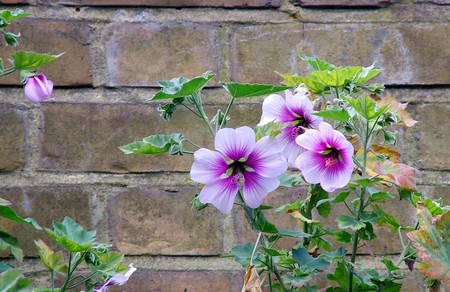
190 89 354 213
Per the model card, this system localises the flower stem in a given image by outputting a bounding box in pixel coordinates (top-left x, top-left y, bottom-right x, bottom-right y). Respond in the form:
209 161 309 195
51 271 55 292
190 92 215 139
0 67 16 77
219 96 235 129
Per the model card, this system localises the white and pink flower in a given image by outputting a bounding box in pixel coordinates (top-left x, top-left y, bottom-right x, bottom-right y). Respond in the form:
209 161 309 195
295 122 354 192
190 126 288 213
94 264 136 292
258 89 322 166
24 73 53 103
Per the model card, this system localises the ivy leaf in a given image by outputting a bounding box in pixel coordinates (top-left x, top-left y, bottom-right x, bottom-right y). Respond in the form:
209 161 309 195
336 215 366 231
277 72 326 94
343 95 390 120
406 205 450 289
372 205 400 232
314 108 350 122
278 173 303 188
45 217 96 252
377 96 417 127
327 261 354 290
381 258 400 272
90 252 125 275
355 64 382 85
119 133 184 155
0 205 41 229
223 83 290 98
333 230 353 244
299 55 336 71
310 66 362 88
0 9 30 26
278 228 312 239
150 71 214 100
292 247 330 270
34 239 67 274
229 243 256 267
0 269 33 292
319 247 347 261
12 51 62 71
0 230 23 262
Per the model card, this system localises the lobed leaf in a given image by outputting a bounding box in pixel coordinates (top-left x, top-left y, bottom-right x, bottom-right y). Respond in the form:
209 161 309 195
0 269 33 292
119 133 184 155
223 82 290 98
12 51 62 71
336 215 366 231
292 247 330 270
45 217 96 252
34 239 67 274
299 55 336 71
151 71 214 100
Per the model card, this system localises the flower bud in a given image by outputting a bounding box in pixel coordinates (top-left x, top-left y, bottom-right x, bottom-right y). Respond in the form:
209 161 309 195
24 74 53 103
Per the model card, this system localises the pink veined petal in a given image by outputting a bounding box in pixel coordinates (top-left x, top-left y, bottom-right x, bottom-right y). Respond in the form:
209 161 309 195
277 126 306 166
319 163 353 192
285 91 313 119
215 127 255 161
242 172 280 208
94 264 136 292
190 148 228 184
296 128 326 152
258 93 289 125
24 74 53 103
318 122 348 150
295 151 325 184
246 136 287 178
198 179 238 213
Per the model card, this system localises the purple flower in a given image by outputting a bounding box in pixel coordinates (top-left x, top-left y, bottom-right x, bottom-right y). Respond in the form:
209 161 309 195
94 264 136 292
258 89 322 166
295 122 354 192
190 126 288 213
24 73 53 103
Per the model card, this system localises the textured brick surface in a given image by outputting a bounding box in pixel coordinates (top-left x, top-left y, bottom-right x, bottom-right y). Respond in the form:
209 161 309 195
109 270 243 292
39 103 260 173
0 104 25 171
0 0 27 3
404 103 450 170
297 0 396 7
106 23 219 87
0 186 92 256
231 23 450 85
108 185 224 255
57 0 281 7
0 19 92 86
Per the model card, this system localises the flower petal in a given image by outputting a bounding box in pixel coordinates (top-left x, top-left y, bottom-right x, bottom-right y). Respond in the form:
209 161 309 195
198 179 238 213
296 128 326 152
258 92 292 125
190 148 228 184
246 136 287 177
215 127 255 161
295 151 325 184
24 74 53 103
277 126 306 166
243 172 280 208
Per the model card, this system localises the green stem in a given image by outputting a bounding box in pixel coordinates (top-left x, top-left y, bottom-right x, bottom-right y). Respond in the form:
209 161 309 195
60 252 73 291
0 67 16 77
51 271 55 292
184 138 203 150
66 271 100 289
191 93 215 139
181 103 203 119
219 96 235 129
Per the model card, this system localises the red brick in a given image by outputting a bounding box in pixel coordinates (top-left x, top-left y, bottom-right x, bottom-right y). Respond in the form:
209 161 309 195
109 270 244 292
0 104 26 171
404 103 450 170
0 19 92 86
231 23 450 85
108 186 224 255
106 23 219 87
39 103 260 173
0 186 93 256
56 0 281 7
297 0 396 7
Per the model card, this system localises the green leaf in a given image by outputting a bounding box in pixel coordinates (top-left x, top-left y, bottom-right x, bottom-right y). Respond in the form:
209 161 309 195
0 58 4 72
12 51 62 71
0 9 30 25
151 71 214 100
319 247 347 261
4 32 19 47
278 228 312 239
0 268 33 292
0 205 42 229
368 191 394 203
91 252 125 274
255 122 284 140
229 243 255 267
372 205 401 232
45 217 96 252
223 82 290 98
299 55 336 71
0 263 14 273
292 247 330 270
277 72 326 94
310 66 362 88
355 177 383 188
255 209 278 233
314 108 350 122
381 258 400 272
278 173 303 188
327 261 354 290
119 133 184 155
34 239 67 274
355 64 381 85
157 97 184 121
343 95 390 120
0 230 23 262
333 230 352 244
336 215 366 230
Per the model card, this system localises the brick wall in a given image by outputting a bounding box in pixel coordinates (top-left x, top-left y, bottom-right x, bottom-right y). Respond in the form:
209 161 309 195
0 0 449 290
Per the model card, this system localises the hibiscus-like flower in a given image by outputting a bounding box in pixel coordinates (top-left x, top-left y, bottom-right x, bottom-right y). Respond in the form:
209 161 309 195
190 126 288 213
24 73 53 103
258 89 322 166
295 122 354 192
94 264 136 292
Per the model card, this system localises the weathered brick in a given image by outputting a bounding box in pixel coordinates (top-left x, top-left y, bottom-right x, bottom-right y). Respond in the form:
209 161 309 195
106 23 219 87
404 103 450 170
0 0 27 3
231 23 450 85
108 185 224 255
39 103 261 173
109 270 243 292
57 0 281 7
0 104 26 172
0 186 92 256
297 0 396 7
0 19 92 86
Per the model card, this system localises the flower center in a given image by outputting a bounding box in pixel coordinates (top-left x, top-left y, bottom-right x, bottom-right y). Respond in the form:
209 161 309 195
325 157 338 168
231 172 245 187
221 160 254 186
321 145 342 168
291 118 308 139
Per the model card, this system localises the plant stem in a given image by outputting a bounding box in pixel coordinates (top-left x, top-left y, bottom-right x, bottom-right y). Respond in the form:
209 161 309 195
51 271 55 292
0 67 16 77
219 96 235 129
190 93 215 139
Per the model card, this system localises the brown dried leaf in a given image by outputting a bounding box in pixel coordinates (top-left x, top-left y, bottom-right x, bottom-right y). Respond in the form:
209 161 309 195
241 265 263 292
374 160 418 190
377 96 417 127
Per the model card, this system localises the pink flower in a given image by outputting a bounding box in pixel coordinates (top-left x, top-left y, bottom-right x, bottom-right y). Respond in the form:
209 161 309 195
94 264 136 292
295 122 354 192
258 89 322 166
190 126 288 213
24 73 53 103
